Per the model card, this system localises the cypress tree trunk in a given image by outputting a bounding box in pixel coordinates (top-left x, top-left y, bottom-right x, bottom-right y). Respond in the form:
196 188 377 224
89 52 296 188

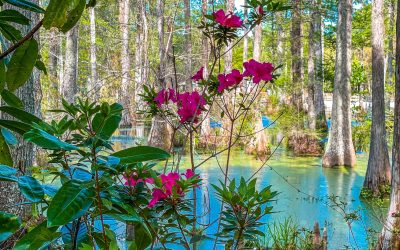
276 12 284 66
89 6 98 99
0 0 42 221
313 0 327 131
118 0 132 127
183 0 192 91
307 1 317 130
388 0 395 87
243 1 248 63
291 0 303 111
148 0 172 150
224 0 234 72
48 28 60 106
62 24 79 104
379 0 400 246
363 0 391 195
201 0 209 76
322 0 356 167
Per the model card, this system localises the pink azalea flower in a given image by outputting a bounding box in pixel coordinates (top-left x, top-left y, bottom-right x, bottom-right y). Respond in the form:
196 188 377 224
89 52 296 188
212 9 243 28
154 88 177 108
123 175 154 187
191 67 204 81
256 6 264 15
183 169 195 179
177 91 206 124
217 69 243 93
148 189 168 208
243 59 274 84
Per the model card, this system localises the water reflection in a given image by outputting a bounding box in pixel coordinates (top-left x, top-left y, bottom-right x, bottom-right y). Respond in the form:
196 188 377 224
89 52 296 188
111 128 386 249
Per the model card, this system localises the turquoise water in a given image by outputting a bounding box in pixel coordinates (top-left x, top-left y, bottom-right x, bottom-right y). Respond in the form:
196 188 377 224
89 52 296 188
112 128 386 250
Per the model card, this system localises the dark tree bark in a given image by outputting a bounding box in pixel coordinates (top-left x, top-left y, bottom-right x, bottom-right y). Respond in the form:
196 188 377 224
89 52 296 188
363 0 391 195
291 0 303 111
322 0 356 167
62 24 79 104
0 0 42 220
379 0 400 247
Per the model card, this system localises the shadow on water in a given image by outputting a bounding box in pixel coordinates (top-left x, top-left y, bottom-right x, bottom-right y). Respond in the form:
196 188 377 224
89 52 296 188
111 127 387 249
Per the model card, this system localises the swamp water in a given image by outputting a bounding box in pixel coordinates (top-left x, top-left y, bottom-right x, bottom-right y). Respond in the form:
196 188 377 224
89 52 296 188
109 128 386 249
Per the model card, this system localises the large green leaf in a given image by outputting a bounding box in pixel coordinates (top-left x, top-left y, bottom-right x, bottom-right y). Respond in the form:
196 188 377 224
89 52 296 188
61 0 86 33
131 224 152 250
0 132 12 166
14 221 60 250
18 176 44 202
1 89 24 108
0 22 22 42
92 103 122 139
0 212 21 242
23 128 78 151
0 60 5 92
47 180 95 227
0 106 42 125
0 164 17 175
6 38 38 92
0 10 30 25
42 0 70 29
0 119 31 135
111 146 170 164
4 0 45 13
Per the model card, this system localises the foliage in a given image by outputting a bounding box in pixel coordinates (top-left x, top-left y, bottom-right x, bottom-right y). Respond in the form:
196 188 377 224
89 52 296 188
265 218 314 250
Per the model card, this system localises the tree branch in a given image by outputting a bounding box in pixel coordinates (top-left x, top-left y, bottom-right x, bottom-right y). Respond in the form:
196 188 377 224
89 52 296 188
0 19 43 60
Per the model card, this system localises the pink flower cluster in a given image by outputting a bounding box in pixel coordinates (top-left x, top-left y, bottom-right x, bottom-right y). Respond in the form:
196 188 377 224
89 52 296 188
154 88 177 108
217 69 243 93
154 87 206 124
215 59 274 93
176 92 206 123
243 59 274 84
148 169 196 208
212 9 242 28
191 67 204 81
123 173 154 186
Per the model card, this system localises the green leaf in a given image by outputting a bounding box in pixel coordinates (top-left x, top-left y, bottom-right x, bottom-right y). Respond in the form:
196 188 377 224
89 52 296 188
0 119 32 135
42 0 70 29
0 164 17 175
14 221 60 250
6 38 38 92
111 146 170 164
23 128 78 151
0 60 5 92
18 176 44 202
0 212 21 241
4 0 45 13
0 132 12 166
92 103 122 139
35 60 47 75
61 0 86 33
0 10 30 25
0 106 42 125
132 224 152 250
1 128 18 146
1 89 24 108
47 180 95 227
0 22 22 42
